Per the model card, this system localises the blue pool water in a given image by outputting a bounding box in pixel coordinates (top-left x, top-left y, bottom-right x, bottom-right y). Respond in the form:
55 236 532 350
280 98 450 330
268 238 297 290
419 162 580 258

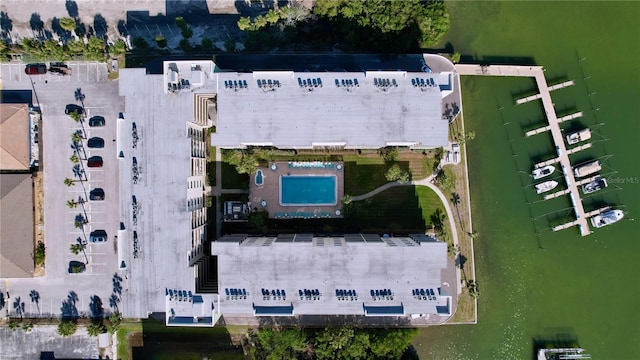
255 170 264 186
280 175 337 206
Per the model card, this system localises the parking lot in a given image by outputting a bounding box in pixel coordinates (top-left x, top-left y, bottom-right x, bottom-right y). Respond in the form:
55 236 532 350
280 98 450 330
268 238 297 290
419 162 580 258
1 62 126 320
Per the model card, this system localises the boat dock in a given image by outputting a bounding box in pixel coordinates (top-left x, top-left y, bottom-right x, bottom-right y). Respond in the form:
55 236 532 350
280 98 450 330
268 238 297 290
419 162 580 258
543 174 600 200
456 64 595 236
525 111 583 137
551 206 610 233
515 80 575 105
532 143 593 169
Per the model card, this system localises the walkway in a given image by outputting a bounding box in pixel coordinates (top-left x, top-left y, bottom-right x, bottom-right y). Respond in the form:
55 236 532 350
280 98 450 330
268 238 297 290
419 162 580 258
455 64 591 236
351 172 462 296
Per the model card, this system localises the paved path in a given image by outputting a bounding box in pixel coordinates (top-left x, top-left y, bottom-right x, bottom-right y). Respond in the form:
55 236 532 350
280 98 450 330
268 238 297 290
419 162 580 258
455 63 591 236
351 173 462 295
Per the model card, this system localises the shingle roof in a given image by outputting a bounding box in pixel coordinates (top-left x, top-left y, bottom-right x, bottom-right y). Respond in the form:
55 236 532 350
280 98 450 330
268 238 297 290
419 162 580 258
0 104 30 171
0 174 34 278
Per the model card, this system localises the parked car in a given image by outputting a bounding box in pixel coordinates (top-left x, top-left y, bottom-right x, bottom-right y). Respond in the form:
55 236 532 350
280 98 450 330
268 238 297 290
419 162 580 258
48 62 71 75
68 261 86 274
87 137 104 148
65 104 84 115
25 63 47 75
87 156 103 167
88 116 105 127
89 188 105 201
89 230 107 243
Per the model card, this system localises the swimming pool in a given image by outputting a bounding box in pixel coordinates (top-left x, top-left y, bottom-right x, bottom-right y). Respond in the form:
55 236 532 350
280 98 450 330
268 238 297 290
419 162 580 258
280 175 337 206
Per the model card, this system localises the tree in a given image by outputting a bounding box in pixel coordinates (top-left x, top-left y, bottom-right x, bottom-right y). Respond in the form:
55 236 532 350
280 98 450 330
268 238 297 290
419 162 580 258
132 37 148 50
255 328 307 360
59 17 76 32
224 38 236 52
8 320 20 331
22 322 34 332
70 243 83 255
467 279 479 298
87 320 107 337
450 51 461 64
57 319 77 337
235 153 258 174
66 39 85 55
107 311 122 334
64 177 76 187
29 290 41 314
380 147 398 162
201 37 213 50
368 328 418 358
34 241 46 266
174 16 187 30
237 17 252 31
109 39 127 55
70 154 79 164
341 194 353 205
178 38 192 52
385 164 409 183
181 26 193 39
155 34 167 48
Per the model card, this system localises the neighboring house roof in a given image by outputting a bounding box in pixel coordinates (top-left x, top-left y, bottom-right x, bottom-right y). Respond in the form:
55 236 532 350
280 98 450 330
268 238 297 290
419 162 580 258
0 104 30 171
0 173 34 278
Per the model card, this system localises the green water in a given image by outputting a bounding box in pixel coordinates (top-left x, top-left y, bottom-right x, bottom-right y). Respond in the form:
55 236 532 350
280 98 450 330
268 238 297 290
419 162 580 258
414 2 640 359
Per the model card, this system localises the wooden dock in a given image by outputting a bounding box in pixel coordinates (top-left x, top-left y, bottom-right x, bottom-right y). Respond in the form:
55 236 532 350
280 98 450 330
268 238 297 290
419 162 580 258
532 143 593 169
456 64 592 236
515 80 575 105
525 111 583 137
543 175 601 200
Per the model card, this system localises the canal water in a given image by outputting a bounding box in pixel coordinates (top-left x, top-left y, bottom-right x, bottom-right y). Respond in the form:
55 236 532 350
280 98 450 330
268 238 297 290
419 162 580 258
414 2 640 359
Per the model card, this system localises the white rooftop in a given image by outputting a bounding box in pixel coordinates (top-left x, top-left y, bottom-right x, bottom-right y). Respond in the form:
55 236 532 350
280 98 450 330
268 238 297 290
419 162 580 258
212 71 450 149
212 235 449 316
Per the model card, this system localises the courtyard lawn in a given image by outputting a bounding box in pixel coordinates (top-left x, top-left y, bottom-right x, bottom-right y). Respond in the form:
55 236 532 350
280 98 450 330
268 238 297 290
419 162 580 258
116 321 143 360
348 185 447 234
343 155 411 196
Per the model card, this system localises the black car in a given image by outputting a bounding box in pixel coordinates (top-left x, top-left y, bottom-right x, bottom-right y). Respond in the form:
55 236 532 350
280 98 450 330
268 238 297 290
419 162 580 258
65 104 84 115
89 188 105 201
88 116 105 127
87 137 104 148
89 230 108 243
68 261 86 274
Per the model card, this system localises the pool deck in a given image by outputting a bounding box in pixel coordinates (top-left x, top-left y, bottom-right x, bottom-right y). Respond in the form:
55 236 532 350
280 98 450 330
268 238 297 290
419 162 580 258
249 161 345 219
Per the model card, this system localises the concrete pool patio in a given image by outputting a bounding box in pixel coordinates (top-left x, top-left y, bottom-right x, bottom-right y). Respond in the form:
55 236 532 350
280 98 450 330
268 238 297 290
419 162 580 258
249 161 345 219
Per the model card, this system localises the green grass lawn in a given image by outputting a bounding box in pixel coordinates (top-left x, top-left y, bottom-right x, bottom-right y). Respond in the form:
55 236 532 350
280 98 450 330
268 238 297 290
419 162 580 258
343 155 411 196
116 321 143 360
346 185 445 233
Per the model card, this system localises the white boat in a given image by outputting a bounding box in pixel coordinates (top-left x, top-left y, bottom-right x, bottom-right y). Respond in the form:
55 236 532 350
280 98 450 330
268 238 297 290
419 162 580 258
566 128 592 145
535 180 559 194
590 209 624 228
532 165 555 180
581 177 608 194
573 160 600 178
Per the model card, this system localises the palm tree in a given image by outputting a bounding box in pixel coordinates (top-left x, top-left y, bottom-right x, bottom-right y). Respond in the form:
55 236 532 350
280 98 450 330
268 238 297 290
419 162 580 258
59 17 76 32
69 110 86 138
67 199 79 208
71 131 86 159
70 154 80 164
71 237 89 264
29 290 40 314
64 177 76 187
13 297 25 320
451 192 464 232
468 231 479 240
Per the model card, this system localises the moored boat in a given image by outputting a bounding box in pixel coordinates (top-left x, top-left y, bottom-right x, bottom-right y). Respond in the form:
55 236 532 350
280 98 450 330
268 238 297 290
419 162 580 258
590 209 624 228
535 180 559 194
565 128 592 145
532 165 555 180
581 176 608 194
573 160 600 178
